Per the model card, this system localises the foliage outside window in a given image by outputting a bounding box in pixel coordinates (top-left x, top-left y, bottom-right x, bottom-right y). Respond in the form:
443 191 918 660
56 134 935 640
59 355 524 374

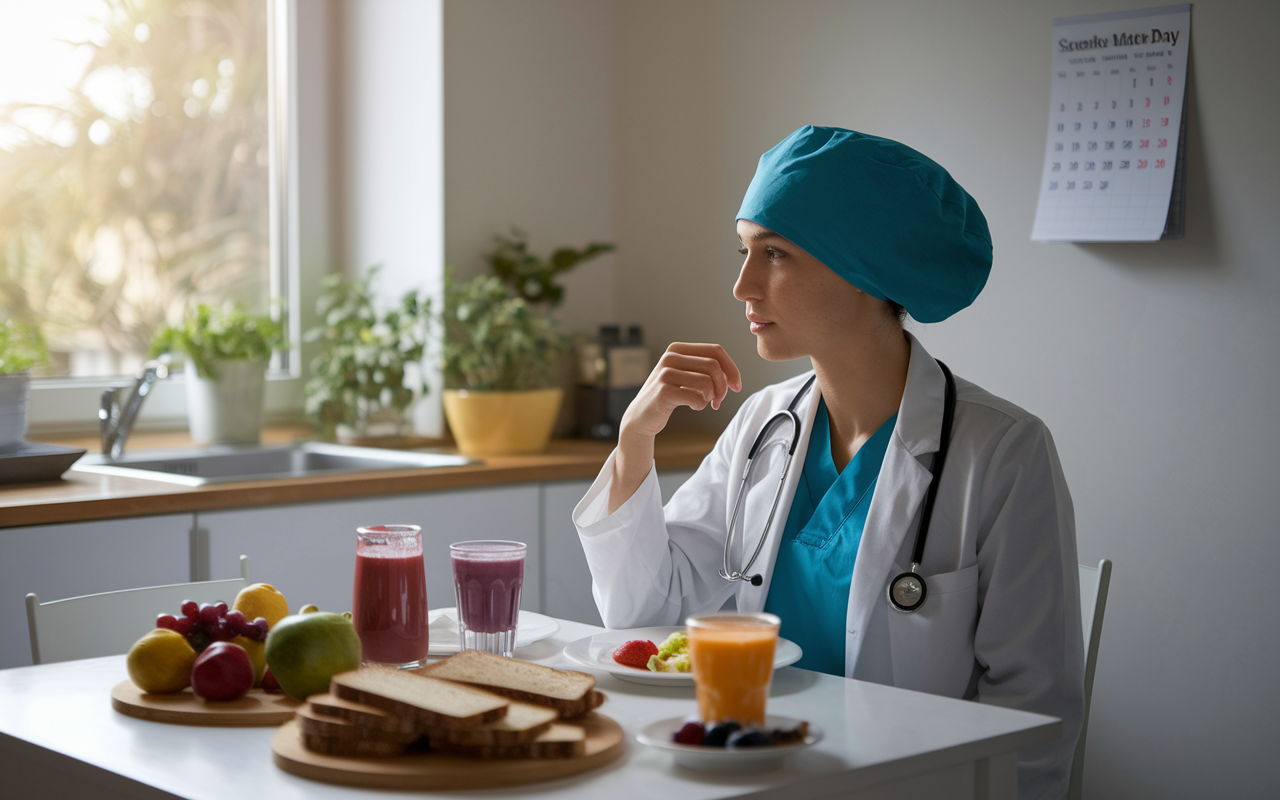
0 0 273 380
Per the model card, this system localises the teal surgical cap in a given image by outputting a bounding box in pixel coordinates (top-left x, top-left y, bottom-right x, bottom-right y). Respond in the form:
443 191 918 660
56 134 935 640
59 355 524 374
736 126 992 323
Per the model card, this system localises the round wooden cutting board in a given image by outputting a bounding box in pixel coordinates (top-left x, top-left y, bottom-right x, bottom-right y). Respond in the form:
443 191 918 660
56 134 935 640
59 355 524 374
271 712 626 790
111 680 301 726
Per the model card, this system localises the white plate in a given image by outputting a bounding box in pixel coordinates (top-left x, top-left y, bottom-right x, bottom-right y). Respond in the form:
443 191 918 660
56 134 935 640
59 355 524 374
426 608 560 656
561 625 803 686
636 715 821 771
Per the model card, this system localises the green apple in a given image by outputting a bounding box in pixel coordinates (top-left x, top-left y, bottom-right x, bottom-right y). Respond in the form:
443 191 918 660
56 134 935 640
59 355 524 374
264 612 362 701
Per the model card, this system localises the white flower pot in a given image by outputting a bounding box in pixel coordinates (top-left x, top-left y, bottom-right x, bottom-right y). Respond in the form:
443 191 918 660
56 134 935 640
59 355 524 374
0 371 30 446
185 360 267 445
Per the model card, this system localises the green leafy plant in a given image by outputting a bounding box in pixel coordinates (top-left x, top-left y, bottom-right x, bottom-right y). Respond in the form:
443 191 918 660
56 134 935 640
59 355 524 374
150 304 285 379
0 319 49 375
304 268 431 439
486 228 615 308
441 268 570 392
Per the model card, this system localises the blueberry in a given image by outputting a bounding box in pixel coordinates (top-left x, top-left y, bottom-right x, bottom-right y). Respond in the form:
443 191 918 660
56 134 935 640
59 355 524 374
671 721 705 746
727 729 771 748
701 721 741 748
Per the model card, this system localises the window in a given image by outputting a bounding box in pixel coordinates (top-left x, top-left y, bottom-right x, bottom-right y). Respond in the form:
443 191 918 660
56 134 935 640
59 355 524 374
0 0 287 383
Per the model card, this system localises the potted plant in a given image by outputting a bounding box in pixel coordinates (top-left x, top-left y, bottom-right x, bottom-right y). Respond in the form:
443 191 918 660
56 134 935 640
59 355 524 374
151 305 285 445
440 269 572 456
0 320 49 447
486 228 615 307
304 269 432 441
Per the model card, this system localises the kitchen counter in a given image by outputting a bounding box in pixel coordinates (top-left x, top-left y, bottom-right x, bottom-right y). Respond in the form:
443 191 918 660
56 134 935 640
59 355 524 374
0 428 717 529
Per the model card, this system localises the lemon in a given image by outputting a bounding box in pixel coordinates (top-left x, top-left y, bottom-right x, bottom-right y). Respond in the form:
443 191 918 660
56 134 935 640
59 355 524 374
298 604 320 615
127 629 197 694
231 636 266 687
232 583 289 630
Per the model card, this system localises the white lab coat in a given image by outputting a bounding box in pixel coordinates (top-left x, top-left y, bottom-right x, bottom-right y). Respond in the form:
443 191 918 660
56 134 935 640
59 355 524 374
573 333 1085 800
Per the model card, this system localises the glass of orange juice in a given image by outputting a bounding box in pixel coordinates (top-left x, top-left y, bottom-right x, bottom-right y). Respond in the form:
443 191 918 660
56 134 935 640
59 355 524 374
686 612 780 726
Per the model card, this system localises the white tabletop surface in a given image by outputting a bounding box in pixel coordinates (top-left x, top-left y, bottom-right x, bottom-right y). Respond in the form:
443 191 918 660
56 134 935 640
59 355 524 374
0 618 1059 799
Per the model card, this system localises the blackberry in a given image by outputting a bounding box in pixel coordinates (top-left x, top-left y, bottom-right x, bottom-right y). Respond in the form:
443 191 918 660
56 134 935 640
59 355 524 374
701 721 741 747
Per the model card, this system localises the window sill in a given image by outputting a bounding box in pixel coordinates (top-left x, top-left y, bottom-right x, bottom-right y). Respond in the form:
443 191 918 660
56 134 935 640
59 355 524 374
26 373 306 437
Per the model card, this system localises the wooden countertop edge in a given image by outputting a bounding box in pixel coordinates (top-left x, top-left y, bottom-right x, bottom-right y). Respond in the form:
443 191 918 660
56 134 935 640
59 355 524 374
0 437 715 529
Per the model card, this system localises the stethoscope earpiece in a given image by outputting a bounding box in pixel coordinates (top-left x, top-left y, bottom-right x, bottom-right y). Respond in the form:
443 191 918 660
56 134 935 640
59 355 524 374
749 575 763 587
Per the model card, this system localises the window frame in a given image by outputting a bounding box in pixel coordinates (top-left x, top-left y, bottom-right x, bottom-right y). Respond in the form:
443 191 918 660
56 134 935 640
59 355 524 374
26 0 307 436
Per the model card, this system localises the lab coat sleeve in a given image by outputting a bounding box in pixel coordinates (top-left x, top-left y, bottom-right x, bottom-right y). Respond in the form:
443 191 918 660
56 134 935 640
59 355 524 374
573 407 752 629
973 417 1085 800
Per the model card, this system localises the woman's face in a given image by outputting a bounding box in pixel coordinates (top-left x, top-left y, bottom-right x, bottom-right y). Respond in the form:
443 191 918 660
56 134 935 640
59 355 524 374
733 219 883 362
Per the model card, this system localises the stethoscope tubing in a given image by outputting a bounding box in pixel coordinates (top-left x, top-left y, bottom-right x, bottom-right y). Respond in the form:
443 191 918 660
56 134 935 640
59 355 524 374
720 376 815 586
887 360 957 613
720 363 958 616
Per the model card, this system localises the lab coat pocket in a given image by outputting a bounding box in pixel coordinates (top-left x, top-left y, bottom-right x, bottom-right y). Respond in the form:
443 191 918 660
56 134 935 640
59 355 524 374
887 562 978 699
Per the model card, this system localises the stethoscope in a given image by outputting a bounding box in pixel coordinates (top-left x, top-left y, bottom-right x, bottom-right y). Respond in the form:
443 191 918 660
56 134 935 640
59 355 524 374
719 360 958 615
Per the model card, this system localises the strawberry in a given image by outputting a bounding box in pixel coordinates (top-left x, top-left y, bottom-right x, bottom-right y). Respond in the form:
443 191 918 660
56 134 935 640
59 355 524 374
612 639 659 670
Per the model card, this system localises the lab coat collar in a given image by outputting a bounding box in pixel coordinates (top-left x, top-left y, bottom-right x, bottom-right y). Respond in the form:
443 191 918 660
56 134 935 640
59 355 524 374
894 332 948 458
845 332 946 675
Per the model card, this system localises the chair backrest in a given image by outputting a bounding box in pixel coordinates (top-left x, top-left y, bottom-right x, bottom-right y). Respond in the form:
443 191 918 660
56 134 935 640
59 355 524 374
1069 558 1112 800
26 555 252 666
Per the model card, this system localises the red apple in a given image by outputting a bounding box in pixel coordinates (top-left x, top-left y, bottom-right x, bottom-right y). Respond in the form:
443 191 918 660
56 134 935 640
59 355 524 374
261 667 283 694
190 641 254 701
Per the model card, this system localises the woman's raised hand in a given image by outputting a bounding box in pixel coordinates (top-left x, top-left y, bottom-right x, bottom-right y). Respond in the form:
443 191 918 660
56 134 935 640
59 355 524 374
609 343 742 513
622 343 743 437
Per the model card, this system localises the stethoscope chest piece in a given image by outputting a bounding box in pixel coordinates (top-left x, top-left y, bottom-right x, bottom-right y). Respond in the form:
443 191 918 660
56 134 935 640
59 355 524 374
888 567 928 613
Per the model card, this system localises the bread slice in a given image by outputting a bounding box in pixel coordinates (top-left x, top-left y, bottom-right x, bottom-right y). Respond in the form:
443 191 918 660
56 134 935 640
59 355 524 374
296 703 423 744
419 650 599 718
307 692 422 735
330 667 508 730
434 700 558 746
436 721 587 759
300 729 418 758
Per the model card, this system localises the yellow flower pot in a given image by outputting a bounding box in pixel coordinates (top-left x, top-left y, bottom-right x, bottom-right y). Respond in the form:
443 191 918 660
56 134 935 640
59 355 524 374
443 388 564 457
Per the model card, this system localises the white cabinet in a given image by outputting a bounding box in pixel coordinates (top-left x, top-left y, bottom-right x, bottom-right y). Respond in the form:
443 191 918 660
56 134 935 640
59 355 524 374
541 470 694 626
0 514 193 670
200 485 542 619
0 469 694 670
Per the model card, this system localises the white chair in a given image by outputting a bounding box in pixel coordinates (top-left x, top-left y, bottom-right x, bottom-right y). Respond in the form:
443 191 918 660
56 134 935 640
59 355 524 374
26 555 253 666
1069 558 1112 800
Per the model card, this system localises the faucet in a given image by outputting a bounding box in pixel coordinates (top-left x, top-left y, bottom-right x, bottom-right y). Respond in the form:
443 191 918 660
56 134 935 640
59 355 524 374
100 360 169 459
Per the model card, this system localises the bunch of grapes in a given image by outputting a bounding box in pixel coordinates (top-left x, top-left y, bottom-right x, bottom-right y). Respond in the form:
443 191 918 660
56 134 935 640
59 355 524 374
156 600 268 654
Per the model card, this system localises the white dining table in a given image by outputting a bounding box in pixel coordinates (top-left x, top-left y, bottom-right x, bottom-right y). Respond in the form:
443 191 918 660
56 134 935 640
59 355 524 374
0 617 1058 800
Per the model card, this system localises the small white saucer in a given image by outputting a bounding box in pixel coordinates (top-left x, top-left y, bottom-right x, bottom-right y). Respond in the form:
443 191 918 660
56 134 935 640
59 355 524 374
425 608 559 656
636 715 822 771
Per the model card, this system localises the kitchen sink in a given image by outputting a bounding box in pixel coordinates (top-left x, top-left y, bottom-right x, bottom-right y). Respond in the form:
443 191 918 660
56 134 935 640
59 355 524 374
70 442 477 486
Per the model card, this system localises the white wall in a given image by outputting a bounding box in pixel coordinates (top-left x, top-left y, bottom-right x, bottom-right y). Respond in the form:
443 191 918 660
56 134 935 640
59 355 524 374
333 0 445 435
443 1 1280 796
442 0 618 335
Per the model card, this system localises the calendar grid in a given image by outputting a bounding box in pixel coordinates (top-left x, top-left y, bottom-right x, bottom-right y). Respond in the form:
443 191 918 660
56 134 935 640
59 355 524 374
1031 4 1190 242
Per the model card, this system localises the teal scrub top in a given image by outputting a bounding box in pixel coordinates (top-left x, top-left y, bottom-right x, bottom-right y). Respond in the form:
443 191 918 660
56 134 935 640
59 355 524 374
763 398 897 676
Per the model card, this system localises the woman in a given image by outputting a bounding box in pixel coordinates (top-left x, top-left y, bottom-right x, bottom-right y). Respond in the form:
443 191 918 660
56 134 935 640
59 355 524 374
573 126 1084 799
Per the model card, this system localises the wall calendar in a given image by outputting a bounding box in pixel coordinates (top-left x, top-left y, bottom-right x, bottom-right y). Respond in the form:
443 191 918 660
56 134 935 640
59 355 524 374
1031 5 1191 242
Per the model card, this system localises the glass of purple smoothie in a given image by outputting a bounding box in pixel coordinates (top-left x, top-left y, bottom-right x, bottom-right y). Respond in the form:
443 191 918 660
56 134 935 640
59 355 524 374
450 540 526 657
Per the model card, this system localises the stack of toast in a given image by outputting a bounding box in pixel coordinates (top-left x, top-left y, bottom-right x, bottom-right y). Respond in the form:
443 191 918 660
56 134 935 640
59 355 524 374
295 650 605 759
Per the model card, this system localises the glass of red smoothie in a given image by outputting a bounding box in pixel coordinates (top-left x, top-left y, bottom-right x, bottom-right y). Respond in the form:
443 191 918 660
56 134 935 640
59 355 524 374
450 540 526 658
352 524 430 669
